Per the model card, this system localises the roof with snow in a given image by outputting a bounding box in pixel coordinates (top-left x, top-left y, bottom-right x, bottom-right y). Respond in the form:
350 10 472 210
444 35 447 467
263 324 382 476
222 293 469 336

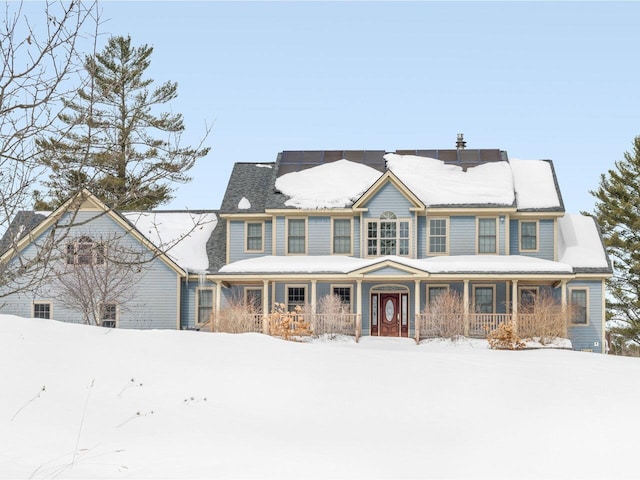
224 150 565 212
272 150 564 212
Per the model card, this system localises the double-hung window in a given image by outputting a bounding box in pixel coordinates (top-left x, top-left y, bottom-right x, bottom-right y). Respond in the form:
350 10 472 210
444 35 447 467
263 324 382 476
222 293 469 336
287 219 306 254
570 289 588 324
332 286 352 311
332 218 351 255
478 218 497 254
101 303 117 328
520 221 538 251
366 212 410 257
246 222 263 252
474 286 495 314
197 288 214 325
287 286 306 312
428 218 448 255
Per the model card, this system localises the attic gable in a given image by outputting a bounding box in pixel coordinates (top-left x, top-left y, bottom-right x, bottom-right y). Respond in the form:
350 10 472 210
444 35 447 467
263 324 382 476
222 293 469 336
352 170 425 211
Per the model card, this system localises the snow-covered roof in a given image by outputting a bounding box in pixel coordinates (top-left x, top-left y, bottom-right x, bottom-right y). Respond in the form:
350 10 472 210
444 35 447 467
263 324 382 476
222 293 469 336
273 154 562 210
558 213 610 271
219 254 573 275
123 211 217 273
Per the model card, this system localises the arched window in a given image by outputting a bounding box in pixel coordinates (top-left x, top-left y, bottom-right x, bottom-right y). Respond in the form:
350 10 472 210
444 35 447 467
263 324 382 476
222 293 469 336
366 211 410 257
66 236 105 266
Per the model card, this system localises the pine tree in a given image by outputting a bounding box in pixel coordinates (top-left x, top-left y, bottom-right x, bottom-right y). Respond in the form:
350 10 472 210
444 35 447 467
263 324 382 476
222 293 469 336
592 136 640 345
35 35 209 210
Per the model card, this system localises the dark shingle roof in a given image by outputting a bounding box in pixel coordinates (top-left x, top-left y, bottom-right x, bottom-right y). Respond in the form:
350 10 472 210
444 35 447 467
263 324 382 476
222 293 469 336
220 163 277 214
0 211 48 256
206 218 227 273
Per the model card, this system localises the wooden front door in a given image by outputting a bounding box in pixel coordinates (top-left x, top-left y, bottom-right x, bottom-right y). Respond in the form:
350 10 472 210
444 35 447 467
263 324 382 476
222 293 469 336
380 294 400 336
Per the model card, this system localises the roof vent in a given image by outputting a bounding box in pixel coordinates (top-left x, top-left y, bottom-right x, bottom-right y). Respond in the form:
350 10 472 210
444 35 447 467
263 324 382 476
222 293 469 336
456 133 466 150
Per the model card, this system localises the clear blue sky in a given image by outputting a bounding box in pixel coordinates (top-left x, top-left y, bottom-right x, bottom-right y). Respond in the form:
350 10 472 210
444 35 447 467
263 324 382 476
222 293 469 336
53 2 640 213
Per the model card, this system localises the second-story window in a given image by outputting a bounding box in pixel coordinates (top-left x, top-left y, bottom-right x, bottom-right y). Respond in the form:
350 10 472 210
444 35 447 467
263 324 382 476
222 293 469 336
520 221 538 251
66 236 105 265
428 218 448 254
366 211 410 257
246 222 263 252
478 218 497 254
287 218 306 254
333 218 351 254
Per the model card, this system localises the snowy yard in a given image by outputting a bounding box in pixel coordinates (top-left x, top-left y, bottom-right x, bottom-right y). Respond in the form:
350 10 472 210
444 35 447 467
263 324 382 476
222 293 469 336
1 314 638 479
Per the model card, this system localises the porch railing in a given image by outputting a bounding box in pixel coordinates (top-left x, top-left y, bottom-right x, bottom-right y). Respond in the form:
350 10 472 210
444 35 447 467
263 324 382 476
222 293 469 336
418 313 541 339
210 313 360 340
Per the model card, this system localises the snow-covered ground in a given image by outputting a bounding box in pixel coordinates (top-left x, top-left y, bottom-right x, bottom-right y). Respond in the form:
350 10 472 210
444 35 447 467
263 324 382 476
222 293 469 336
1 314 638 479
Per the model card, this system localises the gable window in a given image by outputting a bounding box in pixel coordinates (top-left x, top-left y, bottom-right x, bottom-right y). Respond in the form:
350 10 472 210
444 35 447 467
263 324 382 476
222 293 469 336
478 218 497 254
366 211 410 257
33 302 52 319
101 303 117 328
196 288 214 325
570 288 588 324
474 286 495 314
286 285 306 312
66 236 105 265
246 222 264 252
520 221 538 251
332 285 352 311
287 218 306 254
332 218 351 255
428 218 448 255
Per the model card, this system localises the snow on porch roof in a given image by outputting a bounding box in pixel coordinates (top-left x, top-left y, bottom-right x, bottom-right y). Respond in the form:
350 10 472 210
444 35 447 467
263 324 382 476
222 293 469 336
218 255 574 275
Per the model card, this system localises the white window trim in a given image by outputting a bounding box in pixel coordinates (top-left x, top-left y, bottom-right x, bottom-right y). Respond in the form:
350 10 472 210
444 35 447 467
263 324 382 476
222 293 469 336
476 217 499 255
195 286 215 326
365 217 412 258
472 285 496 314
519 220 539 253
66 236 105 266
569 287 590 326
244 287 264 310
32 301 53 320
426 284 450 307
330 284 353 312
245 221 265 253
331 218 353 256
285 217 308 255
100 302 119 328
427 217 449 256
285 284 308 312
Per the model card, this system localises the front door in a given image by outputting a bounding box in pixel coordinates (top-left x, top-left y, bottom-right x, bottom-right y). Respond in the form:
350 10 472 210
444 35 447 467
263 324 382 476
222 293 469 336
380 294 400 336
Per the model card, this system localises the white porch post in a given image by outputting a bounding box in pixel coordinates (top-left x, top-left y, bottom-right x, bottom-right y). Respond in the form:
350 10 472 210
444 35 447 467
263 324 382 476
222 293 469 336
414 279 421 343
214 281 222 333
311 279 317 314
262 280 270 335
356 280 362 341
512 279 519 332
561 279 568 338
463 279 470 337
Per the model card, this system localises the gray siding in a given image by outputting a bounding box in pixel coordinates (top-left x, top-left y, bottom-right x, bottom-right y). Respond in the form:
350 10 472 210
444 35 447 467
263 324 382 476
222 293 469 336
308 216 330 255
417 216 427 258
449 216 476 255
353 217 361 258
568 280 604 352
0 210 181 329
228 220 273 263
363 182 414 219
509 219 555 260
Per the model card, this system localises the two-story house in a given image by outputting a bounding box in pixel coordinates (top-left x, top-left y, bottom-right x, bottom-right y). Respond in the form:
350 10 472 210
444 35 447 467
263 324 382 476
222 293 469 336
0 144 612 352
204 147 611 352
